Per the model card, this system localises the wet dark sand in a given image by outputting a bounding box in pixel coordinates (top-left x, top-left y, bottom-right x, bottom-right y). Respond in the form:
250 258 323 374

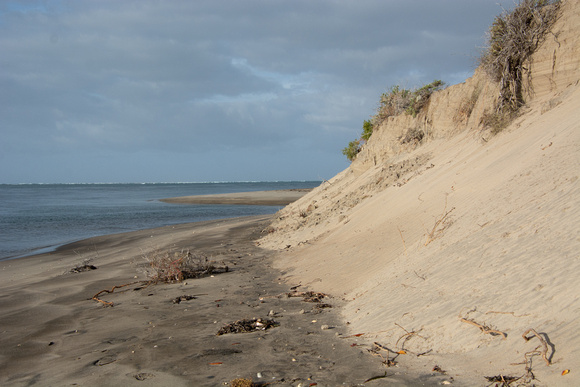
0 215 422 386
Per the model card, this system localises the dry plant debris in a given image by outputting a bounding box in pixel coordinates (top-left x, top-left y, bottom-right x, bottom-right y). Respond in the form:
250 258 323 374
424 199 455 246
172 294 202 304
92 281 145 307
229 378 255 387
145 249 228 283
69 263 97 273
484 374 520 385
370 342 407 367
286 290 327 303
216 318 279 336
394 323 427 353
460 317 507 339
92 248 228 306
522 328 551 366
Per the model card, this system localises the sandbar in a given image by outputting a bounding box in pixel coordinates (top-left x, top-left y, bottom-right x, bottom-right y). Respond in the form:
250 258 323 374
160 189 311 206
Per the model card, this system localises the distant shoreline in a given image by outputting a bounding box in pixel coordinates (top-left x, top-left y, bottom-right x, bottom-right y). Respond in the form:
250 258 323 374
160 188 312 206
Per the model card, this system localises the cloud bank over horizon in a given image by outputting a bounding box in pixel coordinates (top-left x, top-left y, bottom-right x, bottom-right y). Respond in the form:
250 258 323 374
1 1 503 183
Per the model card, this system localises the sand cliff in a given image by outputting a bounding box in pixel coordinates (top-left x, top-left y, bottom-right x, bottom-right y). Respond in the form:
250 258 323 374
260 0 580 384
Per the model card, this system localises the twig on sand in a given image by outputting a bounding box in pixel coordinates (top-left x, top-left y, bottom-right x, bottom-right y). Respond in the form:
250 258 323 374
394 323 426 352
484 374 521 385
485 310 529 317
460 317 507 339
92 281 146 307
417 349 433 357
371 342 407 367
364 372 389 383
424 198 455 246
522 328 550 366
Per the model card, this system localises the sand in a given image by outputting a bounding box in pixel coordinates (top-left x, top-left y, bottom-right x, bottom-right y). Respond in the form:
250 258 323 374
3 2 579 385
0 214 438 386
258 1 580 385
160 189 311 206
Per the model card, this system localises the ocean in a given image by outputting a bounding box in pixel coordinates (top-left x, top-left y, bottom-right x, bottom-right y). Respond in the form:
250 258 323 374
0 181 320 260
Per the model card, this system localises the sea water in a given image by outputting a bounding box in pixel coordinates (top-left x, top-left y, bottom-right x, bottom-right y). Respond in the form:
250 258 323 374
0 181 320 260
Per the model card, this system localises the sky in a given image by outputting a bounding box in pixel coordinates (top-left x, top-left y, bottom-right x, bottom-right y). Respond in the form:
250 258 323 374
1 0 506 184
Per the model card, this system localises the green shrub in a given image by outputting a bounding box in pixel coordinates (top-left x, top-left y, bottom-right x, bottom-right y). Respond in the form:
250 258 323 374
376 85 413 122
343 80 444 161
406 80 445 117
375 80 444 122
342 139 361 162
361 119 374 141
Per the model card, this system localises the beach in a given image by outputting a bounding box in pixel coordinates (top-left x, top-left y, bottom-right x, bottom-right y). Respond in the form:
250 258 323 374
0 191 429 386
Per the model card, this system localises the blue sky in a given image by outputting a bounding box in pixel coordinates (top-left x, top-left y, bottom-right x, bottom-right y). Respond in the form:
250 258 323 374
1 0 504 183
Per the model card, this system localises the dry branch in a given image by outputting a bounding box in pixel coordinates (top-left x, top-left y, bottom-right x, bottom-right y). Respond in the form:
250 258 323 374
522 328 550 366
485 310 530 317
394 323 425 352
92 281 146 307
460 317 507 339
424 198 455 246
371 342 406 367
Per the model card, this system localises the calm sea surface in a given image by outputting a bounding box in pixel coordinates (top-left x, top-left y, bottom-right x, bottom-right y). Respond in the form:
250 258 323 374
0 181 320 260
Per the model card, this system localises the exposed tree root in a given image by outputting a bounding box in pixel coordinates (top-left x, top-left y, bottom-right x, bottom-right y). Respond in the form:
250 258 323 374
522 328 551 366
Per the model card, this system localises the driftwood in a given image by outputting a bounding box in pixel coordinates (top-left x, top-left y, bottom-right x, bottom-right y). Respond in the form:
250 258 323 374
92 281 146 306
460 317 507 339
522 328 550 366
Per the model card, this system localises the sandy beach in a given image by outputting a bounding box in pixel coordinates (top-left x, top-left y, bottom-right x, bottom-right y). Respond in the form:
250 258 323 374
2 2 579 386
0 211 434 386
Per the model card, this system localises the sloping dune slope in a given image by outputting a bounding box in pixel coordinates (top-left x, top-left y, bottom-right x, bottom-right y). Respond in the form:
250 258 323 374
260 1 579 384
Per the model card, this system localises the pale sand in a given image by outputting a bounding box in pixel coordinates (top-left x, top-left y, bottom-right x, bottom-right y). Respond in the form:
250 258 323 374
160 189 312 206
0 215 431 386
259 1 580 385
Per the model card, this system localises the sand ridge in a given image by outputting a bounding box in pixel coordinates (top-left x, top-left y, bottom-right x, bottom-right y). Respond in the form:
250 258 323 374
258 1 580 385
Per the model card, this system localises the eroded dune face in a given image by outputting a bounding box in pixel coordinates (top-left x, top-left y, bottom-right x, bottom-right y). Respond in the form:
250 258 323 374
261 0 580 384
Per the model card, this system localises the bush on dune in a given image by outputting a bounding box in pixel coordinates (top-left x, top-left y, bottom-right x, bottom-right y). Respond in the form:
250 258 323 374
480 0 561 132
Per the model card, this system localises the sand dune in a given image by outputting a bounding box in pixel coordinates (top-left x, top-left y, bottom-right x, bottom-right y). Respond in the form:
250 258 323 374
260 1 580 385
